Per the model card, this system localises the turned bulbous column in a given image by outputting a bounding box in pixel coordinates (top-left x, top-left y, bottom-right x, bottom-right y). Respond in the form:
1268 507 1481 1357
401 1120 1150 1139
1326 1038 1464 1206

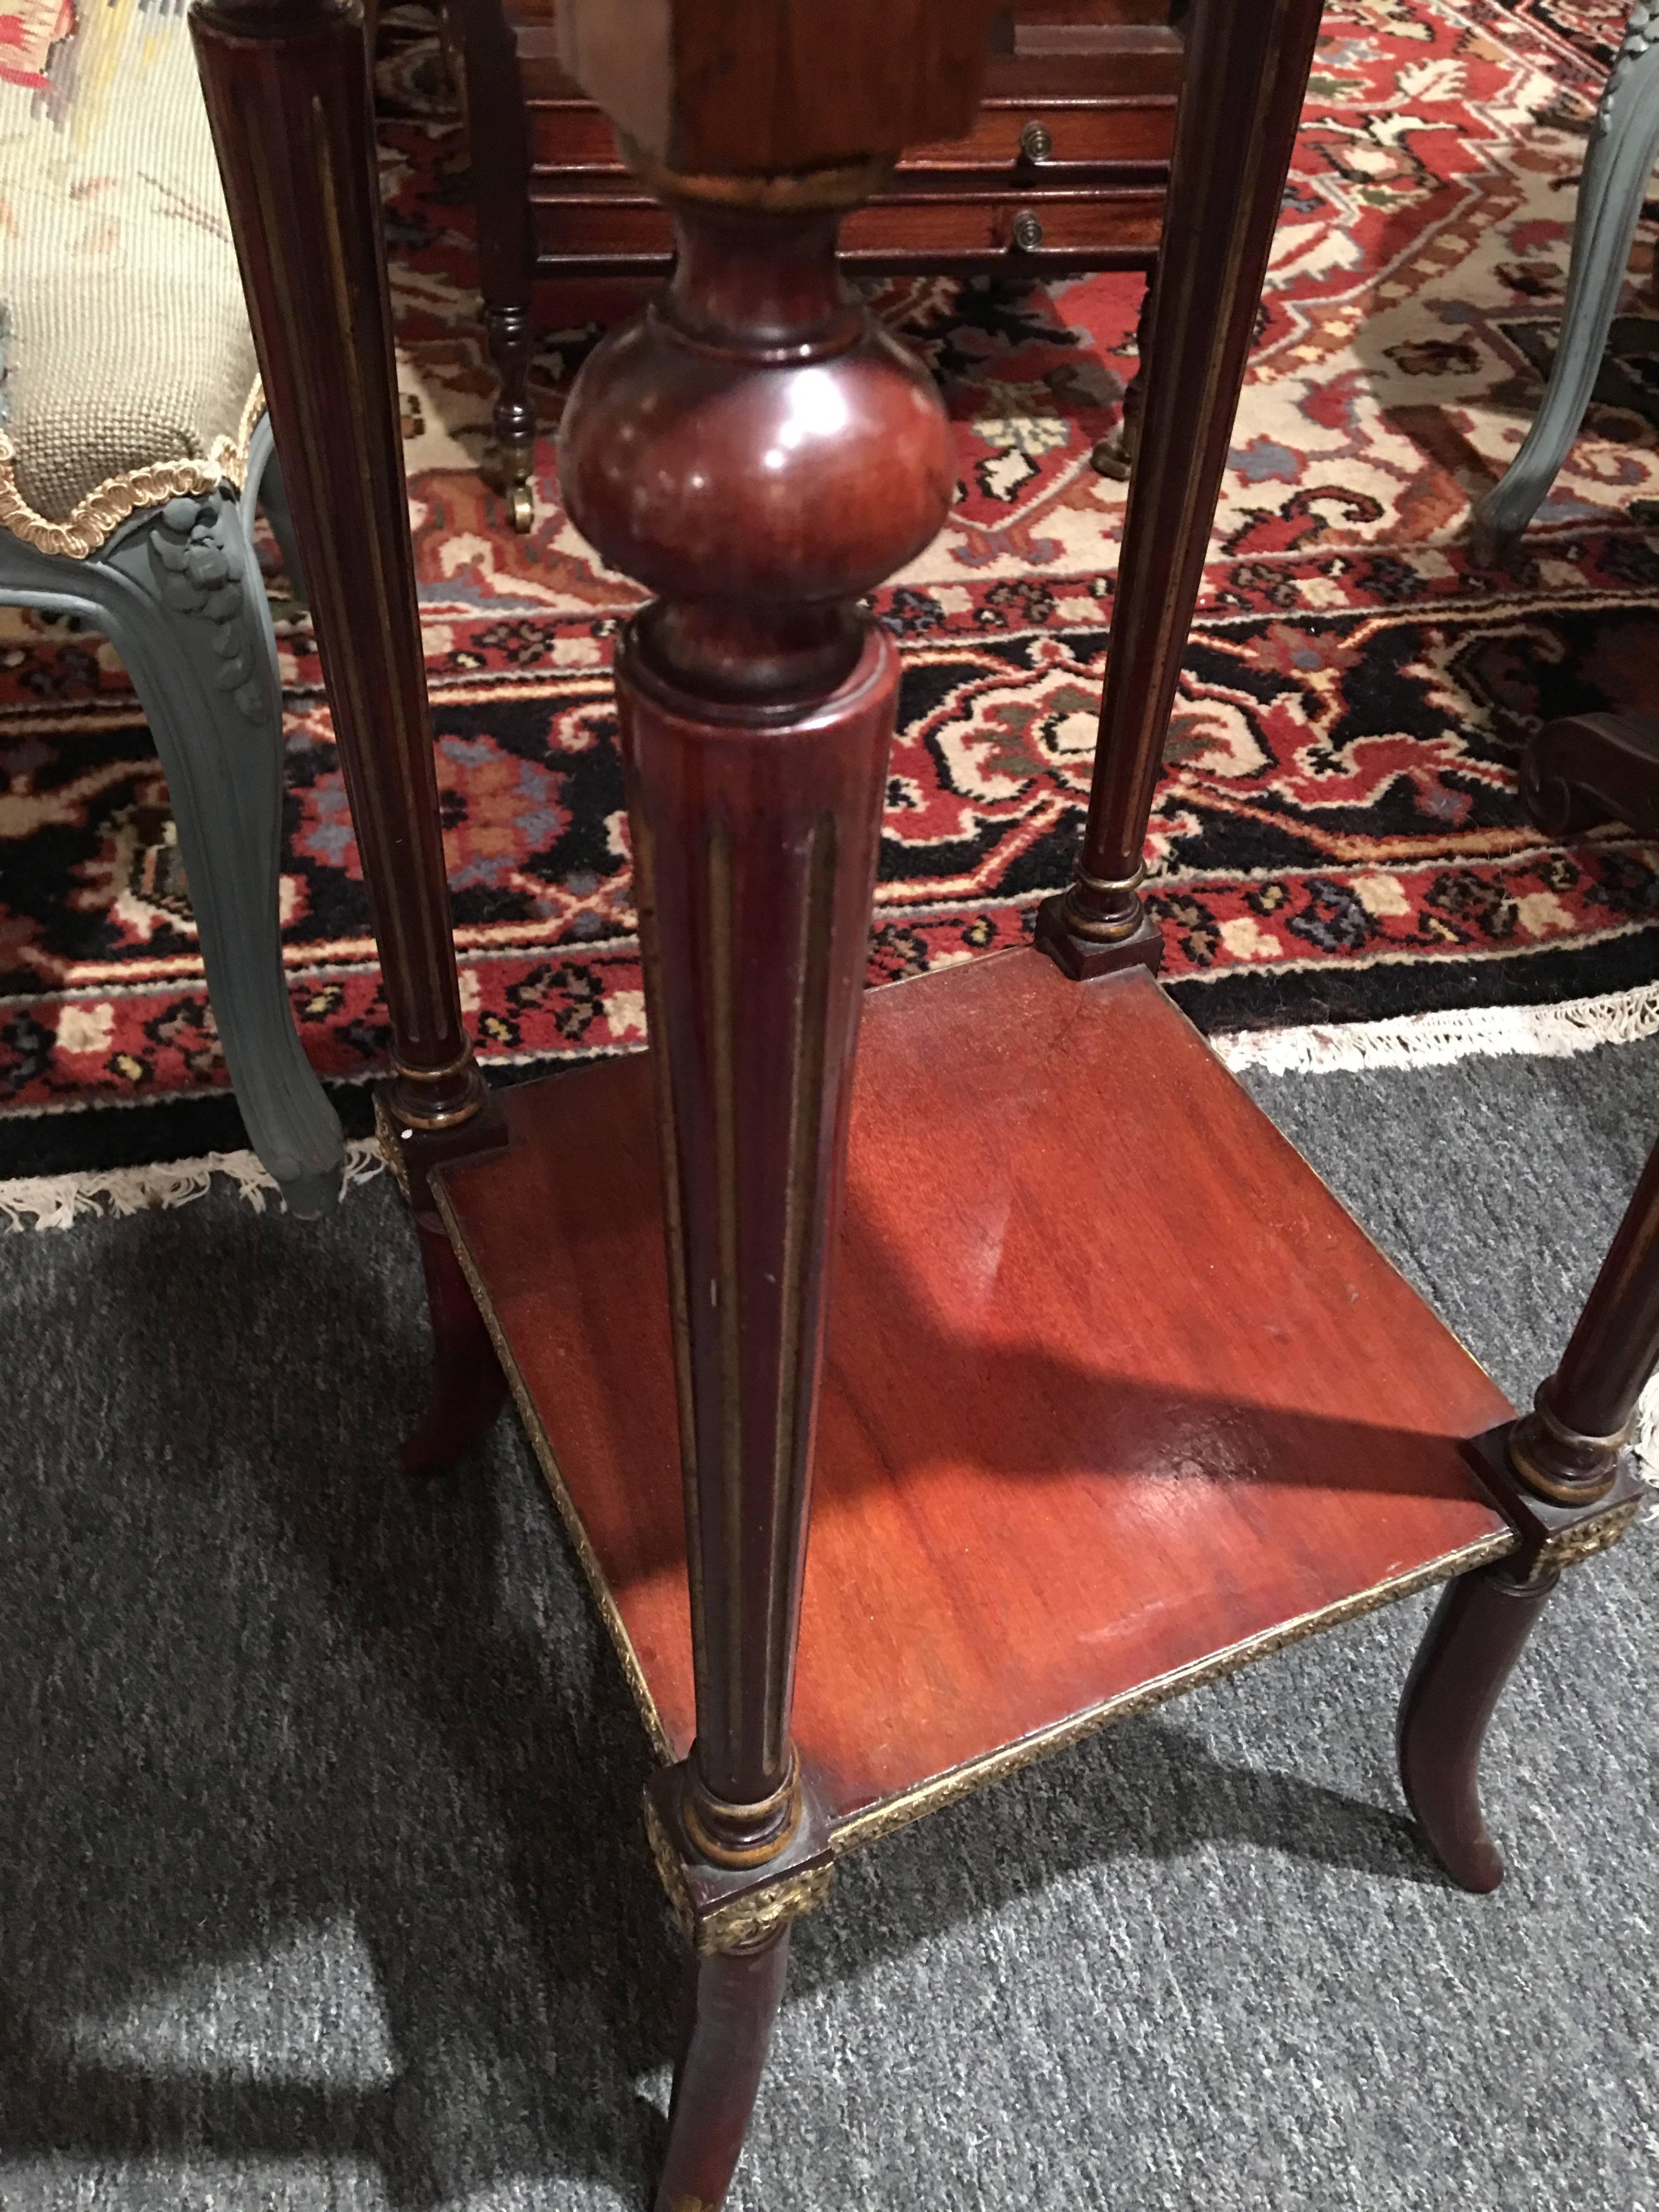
561 195 952 699
560 178 952 1866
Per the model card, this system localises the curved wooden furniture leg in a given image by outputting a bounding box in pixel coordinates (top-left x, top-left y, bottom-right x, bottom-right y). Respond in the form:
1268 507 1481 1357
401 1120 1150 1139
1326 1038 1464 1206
460 0 538 531
1401 1131 1658 1885
1474 10 1659 555
656 1933 791 2212
402 1212 507 1476
191 0 508 1449
1037 0 1327 979
1520 709 1659 838
1396 1560 1558 1893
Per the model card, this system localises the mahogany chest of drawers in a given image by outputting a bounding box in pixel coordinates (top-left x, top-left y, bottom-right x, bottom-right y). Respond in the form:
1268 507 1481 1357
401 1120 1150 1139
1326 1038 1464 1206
460 0 1186 521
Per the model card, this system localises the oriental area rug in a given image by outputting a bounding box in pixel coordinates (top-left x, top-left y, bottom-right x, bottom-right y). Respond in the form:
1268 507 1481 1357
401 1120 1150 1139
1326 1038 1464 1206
4 0 1659 1180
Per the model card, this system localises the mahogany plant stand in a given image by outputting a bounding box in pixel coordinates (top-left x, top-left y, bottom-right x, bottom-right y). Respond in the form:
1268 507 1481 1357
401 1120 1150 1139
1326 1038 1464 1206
189 2 1649 2205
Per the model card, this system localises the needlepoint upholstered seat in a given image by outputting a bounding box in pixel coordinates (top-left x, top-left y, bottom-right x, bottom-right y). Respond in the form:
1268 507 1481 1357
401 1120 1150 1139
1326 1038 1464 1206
0 0 342 1211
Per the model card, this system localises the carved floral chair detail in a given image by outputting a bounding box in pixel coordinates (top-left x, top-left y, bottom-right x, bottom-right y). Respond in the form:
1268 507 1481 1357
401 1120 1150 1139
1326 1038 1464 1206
0 0 342 1213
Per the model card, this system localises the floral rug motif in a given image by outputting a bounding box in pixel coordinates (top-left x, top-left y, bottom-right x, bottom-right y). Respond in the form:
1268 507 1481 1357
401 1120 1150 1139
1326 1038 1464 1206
4 0 1659 1168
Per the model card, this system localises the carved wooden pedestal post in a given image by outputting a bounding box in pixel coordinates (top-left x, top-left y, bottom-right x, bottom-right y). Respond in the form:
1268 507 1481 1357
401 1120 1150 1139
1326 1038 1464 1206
190 0 507 1468
1397 1143 1656 1889
558 194 949 2212
549 10 993 2204
1036 0 1326 978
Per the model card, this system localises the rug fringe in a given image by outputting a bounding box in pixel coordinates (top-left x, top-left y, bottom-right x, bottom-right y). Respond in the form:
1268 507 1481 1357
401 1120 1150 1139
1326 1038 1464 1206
1211 981 1659 1077
0 1137 385 1233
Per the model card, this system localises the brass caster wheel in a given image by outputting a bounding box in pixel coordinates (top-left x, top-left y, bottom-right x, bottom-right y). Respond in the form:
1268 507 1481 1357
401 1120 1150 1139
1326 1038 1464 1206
508 482 534 533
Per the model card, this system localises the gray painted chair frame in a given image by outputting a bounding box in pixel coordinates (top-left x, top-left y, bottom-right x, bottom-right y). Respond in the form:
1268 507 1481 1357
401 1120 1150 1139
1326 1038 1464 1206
0 413 344 1214
1477 3 1659 545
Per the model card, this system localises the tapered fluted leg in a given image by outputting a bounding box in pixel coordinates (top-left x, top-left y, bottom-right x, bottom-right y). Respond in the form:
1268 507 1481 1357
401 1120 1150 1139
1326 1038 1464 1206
461 0 538 531
655 1934 791 2212
191 0 503 1450
1396 1561 1558 1892
190 0 484 1134
1091 259 1157 482
1513 1132 1659 1505
1036 0 1326 978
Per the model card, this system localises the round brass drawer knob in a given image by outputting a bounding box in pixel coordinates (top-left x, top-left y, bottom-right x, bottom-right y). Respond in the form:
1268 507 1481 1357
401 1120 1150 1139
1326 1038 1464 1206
1012 209 1045 252
1019 120 1053 163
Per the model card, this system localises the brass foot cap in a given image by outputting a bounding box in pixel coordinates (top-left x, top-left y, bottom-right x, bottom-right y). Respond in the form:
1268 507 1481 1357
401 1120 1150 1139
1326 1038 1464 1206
1034 894 1162 982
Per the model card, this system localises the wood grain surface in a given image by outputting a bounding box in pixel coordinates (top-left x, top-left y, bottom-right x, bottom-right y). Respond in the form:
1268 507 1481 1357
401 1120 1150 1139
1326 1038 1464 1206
438 950 1515 1838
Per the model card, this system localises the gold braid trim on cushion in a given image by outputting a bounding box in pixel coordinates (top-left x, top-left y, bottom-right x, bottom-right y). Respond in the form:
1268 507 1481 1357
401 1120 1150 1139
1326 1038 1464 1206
0 377 266 559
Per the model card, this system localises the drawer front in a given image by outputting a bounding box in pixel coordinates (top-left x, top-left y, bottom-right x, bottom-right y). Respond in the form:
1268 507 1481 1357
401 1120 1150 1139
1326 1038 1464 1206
527 101 624 170
530 97 1176 181
529 191 673 266
529 184 1165 273
842 187 1165 262
525 27 1184 178
905 98 1175 170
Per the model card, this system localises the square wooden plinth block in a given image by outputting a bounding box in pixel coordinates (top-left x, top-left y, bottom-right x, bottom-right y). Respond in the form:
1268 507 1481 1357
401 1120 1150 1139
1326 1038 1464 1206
437 951 1515 1849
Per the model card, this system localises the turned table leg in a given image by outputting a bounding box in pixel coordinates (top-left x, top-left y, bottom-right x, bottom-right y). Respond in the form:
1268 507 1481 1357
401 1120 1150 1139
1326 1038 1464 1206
1090 259 1157 483
1398 1139 1658 1887
459 0 539 532
1037 0 1325 979
1396 1563 1558 1893
559 181 956 2199
548 0 1000 2171
191 0 506 1468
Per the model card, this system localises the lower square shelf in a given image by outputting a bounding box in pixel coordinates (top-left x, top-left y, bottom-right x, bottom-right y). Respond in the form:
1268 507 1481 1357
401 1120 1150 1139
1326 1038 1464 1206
436 951 1515 1847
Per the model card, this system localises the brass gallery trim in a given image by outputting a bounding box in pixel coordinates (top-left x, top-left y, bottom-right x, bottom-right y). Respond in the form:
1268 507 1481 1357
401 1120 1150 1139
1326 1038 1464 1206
1539 1490 1645 1570
432 1181 676 1766
827 1530 1520 1856
373 1096 411 1204
644 1791 834 1956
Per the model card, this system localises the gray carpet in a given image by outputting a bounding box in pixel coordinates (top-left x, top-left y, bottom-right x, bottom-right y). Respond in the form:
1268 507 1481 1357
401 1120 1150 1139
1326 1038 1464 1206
1 1037 1655 2212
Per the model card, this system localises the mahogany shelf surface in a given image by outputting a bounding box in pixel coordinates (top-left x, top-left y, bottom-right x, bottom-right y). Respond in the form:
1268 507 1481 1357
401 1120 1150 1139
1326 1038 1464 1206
436 952 1516 1848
